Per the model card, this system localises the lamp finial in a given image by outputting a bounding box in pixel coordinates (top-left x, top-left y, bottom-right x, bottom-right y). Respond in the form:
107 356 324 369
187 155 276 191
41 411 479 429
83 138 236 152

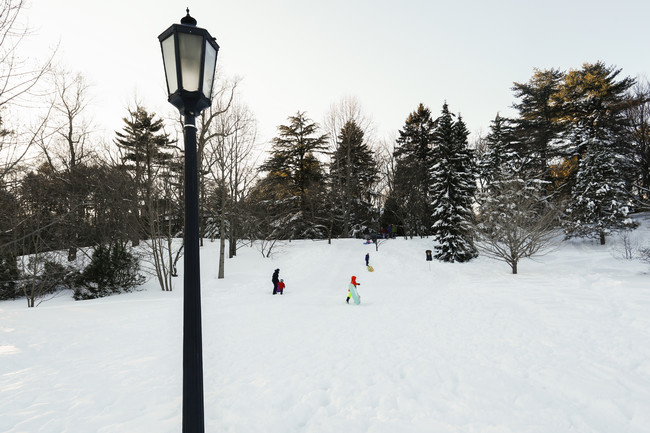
181 8 197 26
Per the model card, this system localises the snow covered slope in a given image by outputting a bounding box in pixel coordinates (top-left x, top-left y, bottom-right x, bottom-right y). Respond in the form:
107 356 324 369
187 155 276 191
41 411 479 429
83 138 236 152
2 220 650 432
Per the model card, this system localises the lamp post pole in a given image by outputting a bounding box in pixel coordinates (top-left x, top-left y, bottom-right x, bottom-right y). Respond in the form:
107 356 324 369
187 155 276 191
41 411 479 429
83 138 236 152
182 112 204 433
158 10 219 433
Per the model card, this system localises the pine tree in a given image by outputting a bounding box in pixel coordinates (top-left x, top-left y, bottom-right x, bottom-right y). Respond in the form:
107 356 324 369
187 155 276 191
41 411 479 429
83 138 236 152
258 111 328 238
429 103 477 262
329 119 378 236
389 103 436 237
559 62 637 244
114 106 175 243
511 68 565 175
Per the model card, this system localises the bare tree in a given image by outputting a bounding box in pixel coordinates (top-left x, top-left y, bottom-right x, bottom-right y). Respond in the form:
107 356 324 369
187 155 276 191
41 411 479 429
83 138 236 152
195 75 237 247
250 208 293 258
0 1 55 110
475 177 561 274
204 98 258 278
37 70 94 260
19 241 71 307
145 75 240 285
146 154 182 292
72 150 164 291
373 133 397 244
0 0 56 176
113 102 180 291
16 167 74 307
624 77 650 208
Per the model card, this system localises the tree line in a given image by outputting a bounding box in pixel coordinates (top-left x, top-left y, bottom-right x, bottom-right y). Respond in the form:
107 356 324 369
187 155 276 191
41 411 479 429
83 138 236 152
252 62 649 271
2 3 649 305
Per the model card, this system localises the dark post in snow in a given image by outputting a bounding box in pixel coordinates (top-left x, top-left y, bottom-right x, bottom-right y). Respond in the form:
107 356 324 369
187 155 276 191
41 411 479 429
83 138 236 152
158 9 220 433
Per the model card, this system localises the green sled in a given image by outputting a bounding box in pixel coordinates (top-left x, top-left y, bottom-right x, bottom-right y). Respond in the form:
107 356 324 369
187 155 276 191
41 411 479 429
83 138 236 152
348 283 360 305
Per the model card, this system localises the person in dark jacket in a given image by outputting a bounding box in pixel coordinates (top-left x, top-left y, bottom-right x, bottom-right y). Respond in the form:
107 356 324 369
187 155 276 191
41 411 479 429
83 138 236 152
365 253 370 266
272 269 280 295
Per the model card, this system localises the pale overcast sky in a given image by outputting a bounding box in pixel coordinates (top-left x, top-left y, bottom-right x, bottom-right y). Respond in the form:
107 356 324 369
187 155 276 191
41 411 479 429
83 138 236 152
22 0 650 145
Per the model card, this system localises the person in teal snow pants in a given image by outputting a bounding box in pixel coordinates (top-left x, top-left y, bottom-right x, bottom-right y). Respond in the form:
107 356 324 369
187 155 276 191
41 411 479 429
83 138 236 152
346 275 360 304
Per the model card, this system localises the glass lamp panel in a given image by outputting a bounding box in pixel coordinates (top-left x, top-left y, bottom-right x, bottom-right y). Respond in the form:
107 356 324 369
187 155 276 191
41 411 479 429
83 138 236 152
161 35 178 94
202 42 217 99
178 32 203 92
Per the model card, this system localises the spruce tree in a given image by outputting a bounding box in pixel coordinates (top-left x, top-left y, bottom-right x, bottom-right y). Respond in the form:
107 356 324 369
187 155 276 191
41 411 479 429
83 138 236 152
559 62 637 244
478 114 518 188
565 141 636 244
390 103 436 237
329 119 378 235
429 103 477 262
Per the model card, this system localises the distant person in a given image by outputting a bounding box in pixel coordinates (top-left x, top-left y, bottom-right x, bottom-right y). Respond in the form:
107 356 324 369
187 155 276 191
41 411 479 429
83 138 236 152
346 275 360 304
272 269 280 295
278 279 286 295
365 253 370 267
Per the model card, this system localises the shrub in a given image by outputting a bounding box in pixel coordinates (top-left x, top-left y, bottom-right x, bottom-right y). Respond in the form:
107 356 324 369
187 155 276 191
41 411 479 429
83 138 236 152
21 255 76 307
0 252 19 300
74 242 144 300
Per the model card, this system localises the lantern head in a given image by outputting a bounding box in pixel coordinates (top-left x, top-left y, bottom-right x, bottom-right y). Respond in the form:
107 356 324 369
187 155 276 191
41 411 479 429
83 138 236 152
158 9 220 115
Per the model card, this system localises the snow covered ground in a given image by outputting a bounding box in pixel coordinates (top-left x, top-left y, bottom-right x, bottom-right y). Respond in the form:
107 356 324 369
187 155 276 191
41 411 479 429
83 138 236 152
2 217 650 433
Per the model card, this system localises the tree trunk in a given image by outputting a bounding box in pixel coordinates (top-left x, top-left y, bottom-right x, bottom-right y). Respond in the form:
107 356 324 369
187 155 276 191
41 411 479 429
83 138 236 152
218 186 226 279
218 230 225 279
228 233 236 258
228 218 237 258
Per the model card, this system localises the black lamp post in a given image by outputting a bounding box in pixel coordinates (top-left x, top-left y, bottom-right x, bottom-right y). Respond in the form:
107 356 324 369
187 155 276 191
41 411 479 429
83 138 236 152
158 9 219 433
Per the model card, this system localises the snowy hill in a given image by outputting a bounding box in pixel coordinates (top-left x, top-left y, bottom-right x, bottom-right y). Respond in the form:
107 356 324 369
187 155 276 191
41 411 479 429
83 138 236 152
2 218 650 433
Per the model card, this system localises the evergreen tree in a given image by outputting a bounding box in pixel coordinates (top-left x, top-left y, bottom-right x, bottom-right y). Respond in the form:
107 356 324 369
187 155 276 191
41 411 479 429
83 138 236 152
329 119 378 236
389 103 436 237
74 242 145 300
0 251 19 300
511 68 565 175
559 62 637 244
565 143 635 244
258 111 328 238
114 106 175 243
19 164 70 254
429 103 477 262
0 181 18 278
478 114 518 188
